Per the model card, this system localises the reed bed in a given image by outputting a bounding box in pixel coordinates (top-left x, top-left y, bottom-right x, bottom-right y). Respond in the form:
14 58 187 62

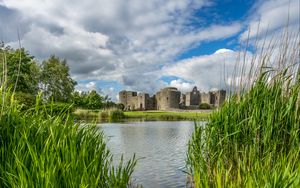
0 91 136 187
109 110 125 122
187 32 300 187
74 109 126 122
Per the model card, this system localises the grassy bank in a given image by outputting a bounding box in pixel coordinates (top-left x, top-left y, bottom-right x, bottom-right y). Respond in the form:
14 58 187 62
74 109 211 122
124 111 210 121
74 108 126 122
187 33 300 187
0 92 137 187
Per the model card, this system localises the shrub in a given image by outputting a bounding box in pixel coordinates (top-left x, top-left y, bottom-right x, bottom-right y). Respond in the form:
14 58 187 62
117 103 125 110
99 110 109 120
109 110 125 122
199 103 211 109
14 92 36 109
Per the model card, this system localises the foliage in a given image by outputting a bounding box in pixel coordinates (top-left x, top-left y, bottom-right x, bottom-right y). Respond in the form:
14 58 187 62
3 48 40 94
40 55 76 103
14 92 36 110
117 103 125 110
44 101 75 115
72 91 118 110
0 46 40 109
72 90 103 109
198 103 211 109
0 45 78 108
0 90 137 187
103 95 118 109
86 90 103 109
76 109 210 122
124 111 210 120
109 110 125 121
187 33 300 187
0 44 114 110
99 111 109 121
72 91 86 107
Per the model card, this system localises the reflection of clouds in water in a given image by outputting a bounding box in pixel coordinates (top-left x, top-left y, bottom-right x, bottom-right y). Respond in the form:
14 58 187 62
98 121 198 187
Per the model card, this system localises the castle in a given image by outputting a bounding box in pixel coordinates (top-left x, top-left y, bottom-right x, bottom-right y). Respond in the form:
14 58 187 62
119 86 226 110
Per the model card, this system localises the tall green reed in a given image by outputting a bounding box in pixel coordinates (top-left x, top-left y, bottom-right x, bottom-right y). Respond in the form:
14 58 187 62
187 31 300 187
0 91 137 187
0 45 137 187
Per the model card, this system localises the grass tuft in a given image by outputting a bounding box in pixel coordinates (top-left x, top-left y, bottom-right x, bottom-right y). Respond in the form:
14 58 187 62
0 90 137 187
187 31 300 187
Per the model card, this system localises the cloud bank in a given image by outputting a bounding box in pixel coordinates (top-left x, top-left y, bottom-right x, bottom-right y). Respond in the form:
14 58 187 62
0 0 298 101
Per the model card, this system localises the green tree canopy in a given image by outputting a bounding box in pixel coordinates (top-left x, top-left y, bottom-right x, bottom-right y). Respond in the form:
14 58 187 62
86 90 103 109
72 90 107 109
41 55 76 103
0 46 39 95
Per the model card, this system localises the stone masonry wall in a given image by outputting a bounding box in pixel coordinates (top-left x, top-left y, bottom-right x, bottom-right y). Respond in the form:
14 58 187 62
119 87 226 110
156 87 181 110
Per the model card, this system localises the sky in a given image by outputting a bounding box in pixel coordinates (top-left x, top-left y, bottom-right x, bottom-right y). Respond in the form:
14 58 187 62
0 0 299 101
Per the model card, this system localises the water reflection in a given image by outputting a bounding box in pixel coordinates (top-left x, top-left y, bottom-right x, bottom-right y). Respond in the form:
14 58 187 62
98 121 198 188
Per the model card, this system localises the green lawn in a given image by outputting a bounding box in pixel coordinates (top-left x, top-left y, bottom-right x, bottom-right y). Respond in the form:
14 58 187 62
74 109 211 121
124 110 211 120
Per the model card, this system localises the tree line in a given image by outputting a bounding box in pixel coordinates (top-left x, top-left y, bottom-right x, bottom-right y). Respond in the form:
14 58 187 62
0 43 117 110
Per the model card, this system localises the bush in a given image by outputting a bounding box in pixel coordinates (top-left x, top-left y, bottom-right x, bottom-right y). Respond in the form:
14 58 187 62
109 110 125 122
14 92 36 110
99 111 109 120
199 103 211 109
117 103 125 110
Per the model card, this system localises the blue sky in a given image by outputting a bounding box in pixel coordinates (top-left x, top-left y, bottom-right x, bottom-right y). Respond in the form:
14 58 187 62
0 0 299 101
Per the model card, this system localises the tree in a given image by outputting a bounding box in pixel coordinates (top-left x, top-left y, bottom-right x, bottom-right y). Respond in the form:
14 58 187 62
86 90 103 109
0 45 40 108
72 91 85 107
40 55 76 103
0 46 40 95
72 91 106 109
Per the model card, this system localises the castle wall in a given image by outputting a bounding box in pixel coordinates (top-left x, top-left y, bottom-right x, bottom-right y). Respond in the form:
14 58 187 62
119 91 138 110
147 95 156 110
185 93 191 106
213 90 226 107
119 90 127 106
200 92 211 104
180 94 186 107
119 87 226 110
209 92 216 105
137 93 149 110
200 90 226 107
186 87 200 106
156 87 181 110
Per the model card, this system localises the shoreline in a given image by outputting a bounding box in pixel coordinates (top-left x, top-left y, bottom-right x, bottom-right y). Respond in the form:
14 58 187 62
124 110 211 120
74 109 212 122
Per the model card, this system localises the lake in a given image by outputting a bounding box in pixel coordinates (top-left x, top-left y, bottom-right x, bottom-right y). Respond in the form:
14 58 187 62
98 121 197 188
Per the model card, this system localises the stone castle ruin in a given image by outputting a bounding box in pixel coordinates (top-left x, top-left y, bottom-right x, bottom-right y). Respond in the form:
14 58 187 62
119 86 226 110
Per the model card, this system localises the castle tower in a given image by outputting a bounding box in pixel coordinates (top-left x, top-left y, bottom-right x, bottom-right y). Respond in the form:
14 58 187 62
118 91 138 110
156 87 181 110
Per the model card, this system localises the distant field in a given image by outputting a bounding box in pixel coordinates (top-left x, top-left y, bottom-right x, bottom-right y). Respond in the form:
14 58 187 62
124 110 211 120
74 109 211 121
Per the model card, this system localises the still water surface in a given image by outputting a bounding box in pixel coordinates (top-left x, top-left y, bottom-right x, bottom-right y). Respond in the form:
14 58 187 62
98 121 195 188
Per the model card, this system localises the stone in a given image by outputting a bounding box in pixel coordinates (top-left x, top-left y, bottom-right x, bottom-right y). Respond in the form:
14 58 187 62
118 86 226 110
